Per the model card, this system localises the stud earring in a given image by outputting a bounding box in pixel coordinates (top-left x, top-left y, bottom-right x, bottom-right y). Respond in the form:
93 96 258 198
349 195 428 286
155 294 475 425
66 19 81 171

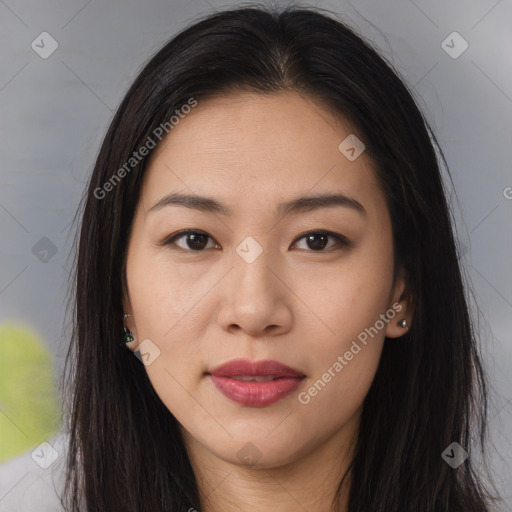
397 319 408 328
121 314 134 347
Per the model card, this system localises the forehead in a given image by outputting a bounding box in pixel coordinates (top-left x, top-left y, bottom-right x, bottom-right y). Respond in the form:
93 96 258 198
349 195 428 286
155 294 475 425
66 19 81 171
140 91 382 216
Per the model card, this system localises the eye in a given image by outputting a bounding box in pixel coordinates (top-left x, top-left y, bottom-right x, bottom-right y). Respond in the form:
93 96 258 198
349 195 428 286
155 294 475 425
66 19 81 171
158 229 352 253
291 231 353 252
158 230 220 251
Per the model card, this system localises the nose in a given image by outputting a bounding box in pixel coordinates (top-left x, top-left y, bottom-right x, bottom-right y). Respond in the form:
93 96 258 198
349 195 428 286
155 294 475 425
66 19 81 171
216 248 293 338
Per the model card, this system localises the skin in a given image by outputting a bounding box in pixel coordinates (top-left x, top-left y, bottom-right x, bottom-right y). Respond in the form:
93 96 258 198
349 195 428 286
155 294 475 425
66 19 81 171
122 91 413 512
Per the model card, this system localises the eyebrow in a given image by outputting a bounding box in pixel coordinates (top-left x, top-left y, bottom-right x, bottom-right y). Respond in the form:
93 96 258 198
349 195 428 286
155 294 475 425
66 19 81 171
147 192 366 217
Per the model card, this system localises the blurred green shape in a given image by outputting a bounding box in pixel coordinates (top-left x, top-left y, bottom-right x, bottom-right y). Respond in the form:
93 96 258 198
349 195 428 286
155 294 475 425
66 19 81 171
0 322 60 463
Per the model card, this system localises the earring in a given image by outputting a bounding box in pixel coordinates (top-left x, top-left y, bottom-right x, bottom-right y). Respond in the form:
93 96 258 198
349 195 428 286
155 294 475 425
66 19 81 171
397 319 408 328
121 314 134 347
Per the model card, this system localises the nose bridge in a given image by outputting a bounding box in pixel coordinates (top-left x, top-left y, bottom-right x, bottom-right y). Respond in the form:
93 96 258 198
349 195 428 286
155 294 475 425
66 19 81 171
221 234 287 325
214 225 296 337
232 234 278 297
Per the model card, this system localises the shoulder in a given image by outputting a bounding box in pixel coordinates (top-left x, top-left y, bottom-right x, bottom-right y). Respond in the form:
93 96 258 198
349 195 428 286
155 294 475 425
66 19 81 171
0 432 68 512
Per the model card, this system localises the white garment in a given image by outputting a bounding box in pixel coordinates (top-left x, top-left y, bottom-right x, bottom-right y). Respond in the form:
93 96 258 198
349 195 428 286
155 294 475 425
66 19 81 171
0 433 68 512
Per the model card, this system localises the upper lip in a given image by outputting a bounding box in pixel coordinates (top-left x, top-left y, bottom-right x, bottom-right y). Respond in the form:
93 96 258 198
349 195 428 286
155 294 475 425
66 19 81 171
207 358 305 378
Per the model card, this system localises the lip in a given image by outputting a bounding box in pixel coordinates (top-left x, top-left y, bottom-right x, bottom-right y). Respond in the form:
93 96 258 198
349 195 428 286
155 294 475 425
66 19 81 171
209 358 305 378
206 358 306 407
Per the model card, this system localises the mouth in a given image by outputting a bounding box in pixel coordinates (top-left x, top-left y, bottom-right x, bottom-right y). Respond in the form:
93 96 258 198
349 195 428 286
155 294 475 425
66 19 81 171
206 374 305 407
207 357 305 378
205 358 306 407
220 375 288 382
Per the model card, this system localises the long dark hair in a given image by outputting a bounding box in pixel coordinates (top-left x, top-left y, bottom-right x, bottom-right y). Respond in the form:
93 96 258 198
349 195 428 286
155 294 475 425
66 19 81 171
61 4 498 511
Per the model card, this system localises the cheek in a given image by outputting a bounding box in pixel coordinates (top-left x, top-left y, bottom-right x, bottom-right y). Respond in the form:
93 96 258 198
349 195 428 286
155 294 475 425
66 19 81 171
127 245 210 338
126 246 211 403
293 338 382 455
293 247 393 408
295 272 390 432
297 252 394 350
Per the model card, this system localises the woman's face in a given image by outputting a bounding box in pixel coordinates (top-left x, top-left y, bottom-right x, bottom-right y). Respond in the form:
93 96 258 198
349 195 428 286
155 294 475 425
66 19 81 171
123 91 410 468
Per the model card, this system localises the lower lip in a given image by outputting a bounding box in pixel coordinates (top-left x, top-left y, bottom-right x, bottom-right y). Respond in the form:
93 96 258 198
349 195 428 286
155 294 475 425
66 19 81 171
208 375 304 407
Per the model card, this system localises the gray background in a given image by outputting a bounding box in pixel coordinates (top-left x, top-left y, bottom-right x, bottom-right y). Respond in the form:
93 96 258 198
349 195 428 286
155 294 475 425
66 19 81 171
1 0 511 506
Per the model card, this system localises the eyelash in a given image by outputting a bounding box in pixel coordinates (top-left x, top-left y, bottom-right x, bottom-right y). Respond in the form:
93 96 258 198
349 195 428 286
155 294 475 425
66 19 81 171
158 229 353 253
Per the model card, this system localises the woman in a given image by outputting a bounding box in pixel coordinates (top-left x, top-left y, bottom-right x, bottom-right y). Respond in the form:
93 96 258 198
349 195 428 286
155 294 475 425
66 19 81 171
61 4 498 511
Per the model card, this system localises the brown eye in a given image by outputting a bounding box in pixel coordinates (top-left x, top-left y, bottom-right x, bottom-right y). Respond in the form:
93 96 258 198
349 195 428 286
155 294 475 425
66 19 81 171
292 231 352 251
160 230 220 251
159 229 352 253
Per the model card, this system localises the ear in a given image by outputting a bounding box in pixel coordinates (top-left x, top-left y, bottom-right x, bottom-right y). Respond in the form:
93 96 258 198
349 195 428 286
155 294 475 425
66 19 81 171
385 270 414 339
122 286 139 352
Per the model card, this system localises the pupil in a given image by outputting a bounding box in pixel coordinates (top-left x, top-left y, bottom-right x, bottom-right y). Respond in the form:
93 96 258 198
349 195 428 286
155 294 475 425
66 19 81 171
307 233 327 250
188 233 207 250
